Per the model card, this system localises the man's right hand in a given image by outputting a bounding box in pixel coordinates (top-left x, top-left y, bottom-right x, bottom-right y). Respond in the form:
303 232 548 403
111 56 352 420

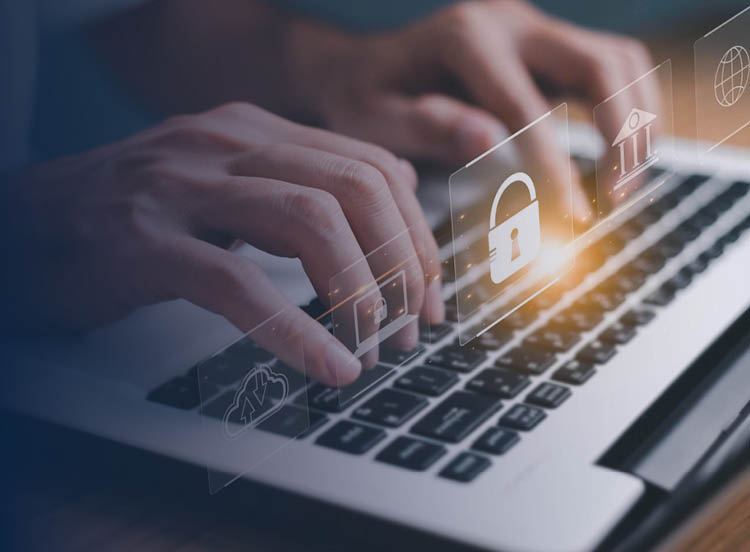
2 103 443 385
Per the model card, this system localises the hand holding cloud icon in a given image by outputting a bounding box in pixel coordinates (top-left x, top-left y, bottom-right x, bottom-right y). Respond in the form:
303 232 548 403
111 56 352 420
222 363 290 440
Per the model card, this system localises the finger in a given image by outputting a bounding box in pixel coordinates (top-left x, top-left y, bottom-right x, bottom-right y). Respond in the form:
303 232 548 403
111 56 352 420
229 144 429 344
192 176 384 358
524 27 660 210
351 93 506 165
166 237 361 386
445 48 592 222
274 127 445 325
523 25 637 142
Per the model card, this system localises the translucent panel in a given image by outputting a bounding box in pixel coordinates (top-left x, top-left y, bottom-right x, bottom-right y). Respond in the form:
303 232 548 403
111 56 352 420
198 312 309 494
448 104 575 344
594 60 675 219
695 7 750 157
329 225 428 402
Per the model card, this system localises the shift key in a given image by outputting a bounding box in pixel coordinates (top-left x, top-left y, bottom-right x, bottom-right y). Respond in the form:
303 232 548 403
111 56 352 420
411 391 502 443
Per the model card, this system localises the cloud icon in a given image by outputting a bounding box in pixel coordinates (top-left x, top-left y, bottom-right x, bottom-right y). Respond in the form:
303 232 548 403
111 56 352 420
223 363 289 439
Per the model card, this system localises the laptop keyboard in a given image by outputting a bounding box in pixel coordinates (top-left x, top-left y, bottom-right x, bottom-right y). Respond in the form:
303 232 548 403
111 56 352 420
147 169 750 483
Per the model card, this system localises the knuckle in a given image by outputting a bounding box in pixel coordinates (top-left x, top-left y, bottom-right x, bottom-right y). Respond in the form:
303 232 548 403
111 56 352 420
403 264 426 311
334 160 390 205
214 101 259 118
286 189 347 237
444 1 482 31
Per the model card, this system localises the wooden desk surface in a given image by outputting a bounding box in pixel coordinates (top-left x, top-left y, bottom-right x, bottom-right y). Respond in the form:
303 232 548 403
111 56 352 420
3 16 750 552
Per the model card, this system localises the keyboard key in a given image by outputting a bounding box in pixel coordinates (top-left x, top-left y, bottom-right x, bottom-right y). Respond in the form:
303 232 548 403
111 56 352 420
549 309 604 332
577 340 617 364
704 195 733 217
677 174 709 196
644 286 676 307
663 268 692 292
718 228 742 246
196 354 254 386
303 364 393 413
301 297 327 319
316 421 386 455
553 360 596 385
148 376 215 410
469 327 514 351
257 405 328 438
495 348 557 376
380 344 426 366
202 389 273 423
439 452 491 482
684 255 709 276
702 241 724 261
394 366 458 397
352 389 427 427
632 250 667 274
472 427 520 455
376 437 446 471
614 220 645 241
501 306 538 329
671 222 701 244
526 382 571 408
605 270 646 294
532 285 566 309
691 209 718 230
499 404 546 431
420 322 453 344
524 328 581 352
426 345 487 373
599 320 637 345
411 391 502 443
728 180 750 198
466 368 531 399
578 288 626 311
621 308 656 326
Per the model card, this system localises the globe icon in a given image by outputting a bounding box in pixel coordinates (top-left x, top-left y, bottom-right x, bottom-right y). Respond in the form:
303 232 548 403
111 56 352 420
714 45 750 108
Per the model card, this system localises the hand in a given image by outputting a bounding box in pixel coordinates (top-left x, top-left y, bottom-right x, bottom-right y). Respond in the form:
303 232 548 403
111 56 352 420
1 103 444 385
287 0 656 220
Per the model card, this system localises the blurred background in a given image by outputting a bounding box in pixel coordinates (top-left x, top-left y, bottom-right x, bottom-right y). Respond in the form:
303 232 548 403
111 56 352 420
30 0 750 163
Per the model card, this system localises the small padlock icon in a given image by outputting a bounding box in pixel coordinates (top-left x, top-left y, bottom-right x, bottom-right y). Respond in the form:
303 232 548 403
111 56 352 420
373 296 388 324
488 172 541 284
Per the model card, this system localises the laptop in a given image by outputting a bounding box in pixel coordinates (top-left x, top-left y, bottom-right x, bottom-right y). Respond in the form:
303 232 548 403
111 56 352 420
2 123 750 551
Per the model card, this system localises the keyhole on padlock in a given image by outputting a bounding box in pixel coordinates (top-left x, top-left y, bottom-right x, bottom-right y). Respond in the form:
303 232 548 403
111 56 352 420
510 228 520 260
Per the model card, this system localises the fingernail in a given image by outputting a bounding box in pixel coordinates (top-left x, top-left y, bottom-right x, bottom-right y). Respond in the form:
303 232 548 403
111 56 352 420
325 340 361 386
393 320 418 351
427 278 445 323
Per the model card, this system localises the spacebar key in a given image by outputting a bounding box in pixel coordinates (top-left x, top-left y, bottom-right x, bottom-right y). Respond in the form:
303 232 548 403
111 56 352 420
411 391 502 443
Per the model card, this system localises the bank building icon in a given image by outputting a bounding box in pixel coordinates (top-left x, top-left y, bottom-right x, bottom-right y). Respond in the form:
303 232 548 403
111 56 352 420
611 108 658 190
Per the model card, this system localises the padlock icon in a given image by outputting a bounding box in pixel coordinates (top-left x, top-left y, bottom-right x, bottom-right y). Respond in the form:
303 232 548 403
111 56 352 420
488 172 541 284
373 296 388 324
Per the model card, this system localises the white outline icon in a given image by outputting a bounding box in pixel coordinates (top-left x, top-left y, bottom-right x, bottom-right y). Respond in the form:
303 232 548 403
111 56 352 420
714 45 750 108
488 171 541 285
611 108 659 190
352 269 414 357
222 363 289 439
